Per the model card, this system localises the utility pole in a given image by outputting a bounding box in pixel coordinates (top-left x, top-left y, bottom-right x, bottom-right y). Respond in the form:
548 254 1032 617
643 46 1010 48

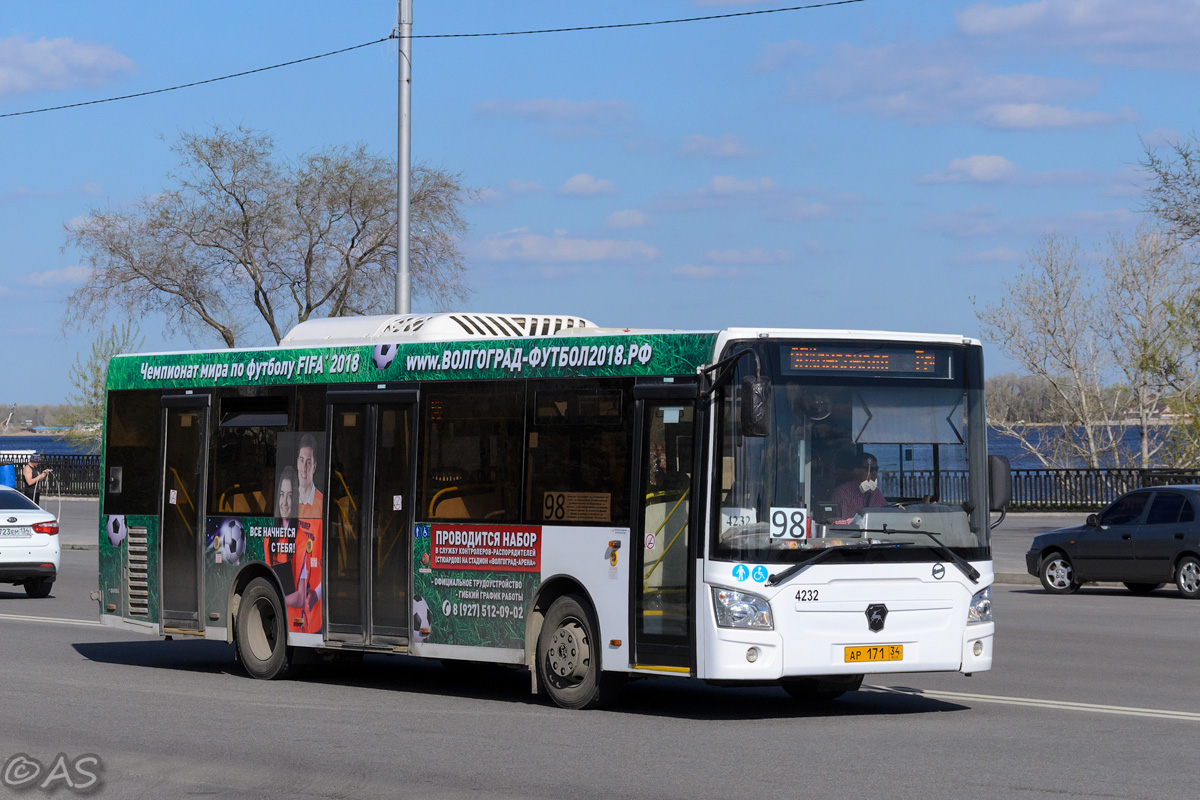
396 0 413 314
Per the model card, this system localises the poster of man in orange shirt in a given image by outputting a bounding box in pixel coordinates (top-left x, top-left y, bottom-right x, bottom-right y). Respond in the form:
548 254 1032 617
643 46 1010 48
267 432 324 634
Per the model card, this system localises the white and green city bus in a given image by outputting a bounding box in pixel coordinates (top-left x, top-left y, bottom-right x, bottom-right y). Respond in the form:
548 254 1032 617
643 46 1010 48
96 312 1008 709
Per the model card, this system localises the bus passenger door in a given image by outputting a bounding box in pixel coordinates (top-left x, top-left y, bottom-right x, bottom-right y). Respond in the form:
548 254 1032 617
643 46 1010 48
631 384 700 673
326 391 417 647
160 395 210 632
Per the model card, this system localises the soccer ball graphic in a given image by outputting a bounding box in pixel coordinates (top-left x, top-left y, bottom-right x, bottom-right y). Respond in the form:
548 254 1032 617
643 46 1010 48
216 519 246 565
412 595 431 643
106 515 127 548
372 343 398 371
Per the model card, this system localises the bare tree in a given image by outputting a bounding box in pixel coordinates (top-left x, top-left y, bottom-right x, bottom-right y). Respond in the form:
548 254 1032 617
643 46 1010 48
1099 224 1200 467
976 234 1161 469
1142 131 1200 243
64 124 473 347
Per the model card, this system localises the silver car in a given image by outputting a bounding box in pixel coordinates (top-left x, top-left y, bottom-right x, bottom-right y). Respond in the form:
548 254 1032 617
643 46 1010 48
0 486 60 598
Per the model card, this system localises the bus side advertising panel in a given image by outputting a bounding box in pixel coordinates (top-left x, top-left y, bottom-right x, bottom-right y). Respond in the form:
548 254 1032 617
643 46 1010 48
412 522 541 649
202 516 323 635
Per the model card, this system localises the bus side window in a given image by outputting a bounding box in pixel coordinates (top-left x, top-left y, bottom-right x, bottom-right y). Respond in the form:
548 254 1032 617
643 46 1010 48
209 393 289 516
419 382 524 523
103 390 162 516
526 380 633 525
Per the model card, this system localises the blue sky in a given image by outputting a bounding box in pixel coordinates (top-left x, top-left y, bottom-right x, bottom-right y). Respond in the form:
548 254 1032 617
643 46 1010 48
2 0 1197 403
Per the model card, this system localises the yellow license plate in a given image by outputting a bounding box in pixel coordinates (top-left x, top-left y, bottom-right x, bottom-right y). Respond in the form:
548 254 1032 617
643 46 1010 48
844 644 903 663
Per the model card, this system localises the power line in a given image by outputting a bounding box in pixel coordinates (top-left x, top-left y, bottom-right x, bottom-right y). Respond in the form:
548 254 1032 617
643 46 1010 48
405 1 864 38
0 38 391 119
0 1 864 120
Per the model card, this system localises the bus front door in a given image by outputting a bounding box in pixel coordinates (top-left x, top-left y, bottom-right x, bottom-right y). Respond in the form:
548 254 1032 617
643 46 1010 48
160 395 210 633
631 386 699 673
326 392 417 647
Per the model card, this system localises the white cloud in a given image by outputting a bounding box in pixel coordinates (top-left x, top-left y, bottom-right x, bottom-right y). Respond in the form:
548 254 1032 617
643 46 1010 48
508 179 543 194
753 40 816 74
1141 127 1183 149
473 229 658 263
782 36 1137 131
81 182 101 195
674 264 745 279
607 209 650 229
956 2 1050 36
0 35 136 97
957 0 1200 70
24 265 92 285
709 175 778 196
705 248 790 264
920 155 1016 184
466 187 503 207
679 134 762 159
560 173 616 196
977 103 1136 130
474 98 632 123
0 285 10 295
923 205 1138 239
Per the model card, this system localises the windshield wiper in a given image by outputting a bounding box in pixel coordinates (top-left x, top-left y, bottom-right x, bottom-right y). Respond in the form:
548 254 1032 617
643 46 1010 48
827 524 980 584
765 541 912 587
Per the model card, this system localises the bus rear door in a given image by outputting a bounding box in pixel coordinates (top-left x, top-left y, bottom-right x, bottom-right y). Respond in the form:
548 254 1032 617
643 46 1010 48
160 394 211 633
325 391 418 647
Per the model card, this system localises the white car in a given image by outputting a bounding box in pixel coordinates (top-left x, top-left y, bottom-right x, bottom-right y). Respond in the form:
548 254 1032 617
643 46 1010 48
0 486 60 598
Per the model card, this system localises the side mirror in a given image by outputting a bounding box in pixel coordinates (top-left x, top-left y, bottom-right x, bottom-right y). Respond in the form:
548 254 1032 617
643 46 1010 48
988 454 1011 512
740 376 771 437
1086 514 1099 527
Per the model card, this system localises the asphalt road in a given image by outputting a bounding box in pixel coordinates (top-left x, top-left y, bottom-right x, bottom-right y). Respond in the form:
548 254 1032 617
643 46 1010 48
2 503 1197 798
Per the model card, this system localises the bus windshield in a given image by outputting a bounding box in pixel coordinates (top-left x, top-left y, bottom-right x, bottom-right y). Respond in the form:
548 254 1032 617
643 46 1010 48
715 341 989 563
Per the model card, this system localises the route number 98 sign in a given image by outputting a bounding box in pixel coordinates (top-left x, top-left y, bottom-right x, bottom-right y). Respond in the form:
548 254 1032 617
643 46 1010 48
770 507 808 538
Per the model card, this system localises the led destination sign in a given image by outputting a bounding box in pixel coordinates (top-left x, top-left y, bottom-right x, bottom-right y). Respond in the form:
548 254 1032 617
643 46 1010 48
784 346 953 379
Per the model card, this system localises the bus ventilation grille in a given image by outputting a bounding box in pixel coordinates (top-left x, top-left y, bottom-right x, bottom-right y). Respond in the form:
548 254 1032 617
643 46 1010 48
381 313 596 338
126 528 150 617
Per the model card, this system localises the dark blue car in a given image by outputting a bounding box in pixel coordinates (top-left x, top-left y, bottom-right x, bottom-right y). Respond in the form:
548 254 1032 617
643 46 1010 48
1025 486 1200 598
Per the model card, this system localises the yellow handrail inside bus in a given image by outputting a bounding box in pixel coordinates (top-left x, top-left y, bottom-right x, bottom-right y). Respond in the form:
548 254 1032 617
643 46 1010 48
642 488 690 588
167 468 195 538
334 469 359 514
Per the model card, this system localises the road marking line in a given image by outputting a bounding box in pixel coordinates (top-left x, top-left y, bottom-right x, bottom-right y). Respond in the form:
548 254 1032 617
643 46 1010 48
0 612 102 628
868 685 1200 721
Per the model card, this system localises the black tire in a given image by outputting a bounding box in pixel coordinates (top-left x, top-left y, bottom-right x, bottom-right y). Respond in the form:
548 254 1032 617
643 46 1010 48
1175 556 1200 599
537 594 611 710
1123 582 1163 595
782 674 863 702
23 577 53 599
236 577 291 679
1039 552 1080 594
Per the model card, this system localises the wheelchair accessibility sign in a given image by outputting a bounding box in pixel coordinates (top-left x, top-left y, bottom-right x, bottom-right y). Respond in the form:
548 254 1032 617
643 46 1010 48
732 564 769 583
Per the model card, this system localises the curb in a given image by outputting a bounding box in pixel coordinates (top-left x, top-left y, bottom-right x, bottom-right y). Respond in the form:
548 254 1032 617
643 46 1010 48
995 571 1039 586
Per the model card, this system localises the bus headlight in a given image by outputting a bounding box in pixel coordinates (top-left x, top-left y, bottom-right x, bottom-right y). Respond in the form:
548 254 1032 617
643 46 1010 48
967 586 992 624
713 587 773 630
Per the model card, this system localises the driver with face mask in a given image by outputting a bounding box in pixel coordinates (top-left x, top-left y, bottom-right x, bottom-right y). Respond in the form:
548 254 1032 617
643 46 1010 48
832 452 886 524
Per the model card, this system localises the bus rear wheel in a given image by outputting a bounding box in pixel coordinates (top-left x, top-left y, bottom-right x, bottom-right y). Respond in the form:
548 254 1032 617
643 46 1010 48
537 594 609 710
236 577 291 679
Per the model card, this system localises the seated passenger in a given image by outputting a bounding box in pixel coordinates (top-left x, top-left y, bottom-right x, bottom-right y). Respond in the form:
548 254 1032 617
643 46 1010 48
831 452 886 524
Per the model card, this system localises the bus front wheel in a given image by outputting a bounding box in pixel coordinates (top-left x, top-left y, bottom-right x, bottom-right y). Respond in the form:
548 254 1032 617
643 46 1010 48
537 594 610 710
236 577 291 680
